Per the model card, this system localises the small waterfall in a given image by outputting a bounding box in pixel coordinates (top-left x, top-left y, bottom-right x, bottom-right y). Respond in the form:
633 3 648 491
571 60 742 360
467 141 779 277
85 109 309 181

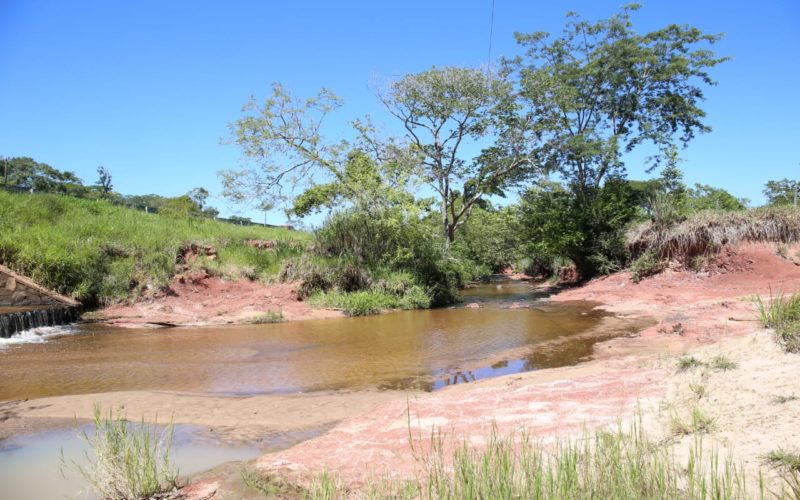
0 307 78 338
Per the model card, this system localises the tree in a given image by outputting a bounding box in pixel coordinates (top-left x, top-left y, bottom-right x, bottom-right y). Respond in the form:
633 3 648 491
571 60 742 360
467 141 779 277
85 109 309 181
95 166 113 198
509 4 726 275
187 187 209 209
686 184 747 211
764 179 800 207
510 5 725 189
376 66 537 246
220 84 420 217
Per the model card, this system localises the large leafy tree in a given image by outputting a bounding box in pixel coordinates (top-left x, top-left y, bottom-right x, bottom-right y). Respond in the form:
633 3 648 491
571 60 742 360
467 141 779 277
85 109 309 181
377 66 537 246
509 4 726 276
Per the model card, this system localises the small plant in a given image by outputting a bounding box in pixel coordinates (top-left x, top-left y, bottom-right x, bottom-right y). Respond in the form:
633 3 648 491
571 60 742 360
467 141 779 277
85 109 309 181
61 404 179 500
629 250 663 283
710 354 738 371
771 394 798 404
776 244 789 259
248 309 284 324
688 254 708 272
671 405 715 435
677 355 704 372
689 382 707 399
766 449 800 472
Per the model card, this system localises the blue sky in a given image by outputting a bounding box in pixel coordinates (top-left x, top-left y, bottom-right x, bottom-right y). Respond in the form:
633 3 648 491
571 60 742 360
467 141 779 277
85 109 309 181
1 0 798 223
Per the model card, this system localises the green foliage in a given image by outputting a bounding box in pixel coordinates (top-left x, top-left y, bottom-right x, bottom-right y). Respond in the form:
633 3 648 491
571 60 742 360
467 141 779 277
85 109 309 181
685 184 748 212
0 190 306 305
2 156 91 196
630 250 663 283
766 449 800 472
452 206 523 272
61 404 178 500
671 406 716 435
764 179 800 207
310 285 430 317
519 178 637 278
158 195 202 218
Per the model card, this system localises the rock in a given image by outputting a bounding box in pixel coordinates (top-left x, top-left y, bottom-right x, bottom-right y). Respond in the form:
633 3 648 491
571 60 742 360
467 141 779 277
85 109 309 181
245 239 276 251
465 302 481 309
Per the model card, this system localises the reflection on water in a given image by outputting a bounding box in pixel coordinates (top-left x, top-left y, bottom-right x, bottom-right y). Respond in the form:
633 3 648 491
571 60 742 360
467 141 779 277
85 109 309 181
0 424 267 500
0 280 643 400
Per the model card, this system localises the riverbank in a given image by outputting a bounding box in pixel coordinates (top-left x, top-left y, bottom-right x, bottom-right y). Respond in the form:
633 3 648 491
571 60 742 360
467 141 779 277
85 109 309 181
178 241 798 497
2 242 799 498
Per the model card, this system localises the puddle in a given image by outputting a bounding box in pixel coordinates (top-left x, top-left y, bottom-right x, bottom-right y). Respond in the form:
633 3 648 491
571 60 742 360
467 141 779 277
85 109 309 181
0 424 264 500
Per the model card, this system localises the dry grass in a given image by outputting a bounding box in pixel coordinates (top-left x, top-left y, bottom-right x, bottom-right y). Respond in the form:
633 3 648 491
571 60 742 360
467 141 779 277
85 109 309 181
627 207 800 261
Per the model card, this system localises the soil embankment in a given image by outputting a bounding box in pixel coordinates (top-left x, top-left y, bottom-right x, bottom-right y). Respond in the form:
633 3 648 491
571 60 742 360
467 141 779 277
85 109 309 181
93 274 342 328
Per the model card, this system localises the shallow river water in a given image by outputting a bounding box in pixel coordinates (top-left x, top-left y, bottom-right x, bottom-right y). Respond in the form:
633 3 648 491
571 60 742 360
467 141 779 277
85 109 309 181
0 280 645 401
0 280 643 401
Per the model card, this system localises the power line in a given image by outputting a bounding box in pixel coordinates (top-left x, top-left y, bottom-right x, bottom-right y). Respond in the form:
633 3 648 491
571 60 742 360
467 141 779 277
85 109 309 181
488 0 496 78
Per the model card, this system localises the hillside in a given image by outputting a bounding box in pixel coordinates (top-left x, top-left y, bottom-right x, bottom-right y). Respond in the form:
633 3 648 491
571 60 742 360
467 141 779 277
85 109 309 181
0 190 308 306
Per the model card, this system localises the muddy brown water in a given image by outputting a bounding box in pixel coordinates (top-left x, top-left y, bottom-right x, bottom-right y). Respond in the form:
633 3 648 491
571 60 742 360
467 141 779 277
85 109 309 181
0 280 644 401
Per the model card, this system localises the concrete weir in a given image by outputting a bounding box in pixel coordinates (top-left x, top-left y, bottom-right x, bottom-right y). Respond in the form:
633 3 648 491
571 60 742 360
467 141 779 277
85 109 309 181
0 264 80 338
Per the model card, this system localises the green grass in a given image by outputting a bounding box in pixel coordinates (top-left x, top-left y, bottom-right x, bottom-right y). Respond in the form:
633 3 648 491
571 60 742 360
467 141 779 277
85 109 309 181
305 422 770 499
309 285 431 317
0 191 308 305
756 292 800 353
60 404 178 500
771 394 798 405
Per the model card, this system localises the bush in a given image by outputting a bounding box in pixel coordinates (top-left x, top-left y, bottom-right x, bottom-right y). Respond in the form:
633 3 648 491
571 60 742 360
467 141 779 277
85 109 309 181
756 292 800 353
630 250 663 283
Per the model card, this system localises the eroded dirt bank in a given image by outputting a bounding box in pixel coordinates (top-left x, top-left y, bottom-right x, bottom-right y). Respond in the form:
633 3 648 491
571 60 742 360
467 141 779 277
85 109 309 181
92 274 343 328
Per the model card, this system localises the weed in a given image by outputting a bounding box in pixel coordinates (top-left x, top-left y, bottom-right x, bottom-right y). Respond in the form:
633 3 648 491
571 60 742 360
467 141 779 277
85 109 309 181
710 355 738 371
677 355 704 372
766 449 800 472
60 404 178 500
671 406 716 435
240 467 301 497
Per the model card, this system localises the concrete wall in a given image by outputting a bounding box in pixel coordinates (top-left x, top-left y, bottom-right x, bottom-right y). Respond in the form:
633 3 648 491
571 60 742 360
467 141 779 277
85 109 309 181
0 264 80 308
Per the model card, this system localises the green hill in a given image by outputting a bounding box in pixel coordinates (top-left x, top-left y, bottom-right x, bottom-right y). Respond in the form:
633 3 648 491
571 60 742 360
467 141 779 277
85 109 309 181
0 190 307 306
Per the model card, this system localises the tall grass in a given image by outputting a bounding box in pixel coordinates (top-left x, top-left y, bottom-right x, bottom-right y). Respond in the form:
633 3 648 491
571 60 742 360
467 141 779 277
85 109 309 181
755 291 800 353
0 191 307 305
628 206 800 261
306 421 775 499
61 404 178 500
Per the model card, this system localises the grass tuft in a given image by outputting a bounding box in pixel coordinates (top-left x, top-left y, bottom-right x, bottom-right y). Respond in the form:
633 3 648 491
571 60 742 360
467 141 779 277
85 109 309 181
677 355 704 372
766 449 800 472
60 404 178 500
671 406 716 436
755 291 800 353
710 355 738 371
771 394 798 405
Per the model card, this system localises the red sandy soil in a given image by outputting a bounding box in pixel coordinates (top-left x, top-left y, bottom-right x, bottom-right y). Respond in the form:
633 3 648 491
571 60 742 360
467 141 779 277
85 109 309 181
94 273 342 328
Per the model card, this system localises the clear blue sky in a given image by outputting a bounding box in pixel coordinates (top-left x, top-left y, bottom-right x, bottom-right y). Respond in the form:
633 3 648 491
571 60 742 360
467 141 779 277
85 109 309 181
1 0 798 223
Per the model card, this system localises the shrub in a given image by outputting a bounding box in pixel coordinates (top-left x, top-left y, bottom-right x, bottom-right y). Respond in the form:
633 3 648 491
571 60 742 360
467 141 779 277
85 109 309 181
630 250 663 283
248 310 284 324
